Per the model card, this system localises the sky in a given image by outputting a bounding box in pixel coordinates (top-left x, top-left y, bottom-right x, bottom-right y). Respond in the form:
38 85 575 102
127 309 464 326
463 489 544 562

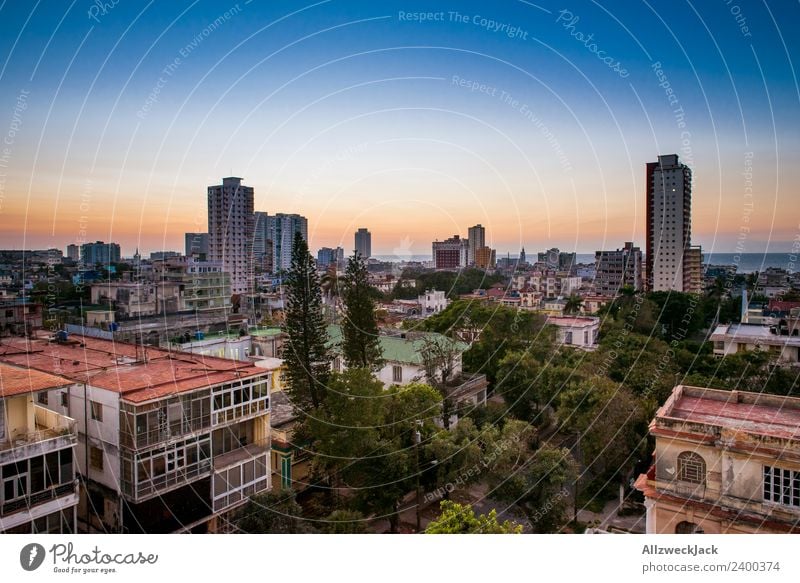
0 0 798 257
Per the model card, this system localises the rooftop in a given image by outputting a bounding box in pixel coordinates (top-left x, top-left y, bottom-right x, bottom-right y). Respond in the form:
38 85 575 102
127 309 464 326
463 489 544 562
327 325 468 365
548 316 599 327
0 335 269 404
655 385 800 441
710 323 800 346
0 362 72 398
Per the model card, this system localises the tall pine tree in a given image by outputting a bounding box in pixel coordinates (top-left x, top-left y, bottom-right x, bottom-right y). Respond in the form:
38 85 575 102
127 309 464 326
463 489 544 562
282 231 329 410
340 251 383 371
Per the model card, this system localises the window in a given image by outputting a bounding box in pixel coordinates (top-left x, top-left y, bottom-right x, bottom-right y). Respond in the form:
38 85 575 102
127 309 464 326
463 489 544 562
90 447 104 471
392 365 402 383
60 392 69 408
90 401 103 422
764 466 800 507
37 392 48 405
677 451 706 484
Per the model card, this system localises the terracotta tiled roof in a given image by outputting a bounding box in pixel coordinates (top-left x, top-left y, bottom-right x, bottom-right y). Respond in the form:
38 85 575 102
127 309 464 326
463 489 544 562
0 335 269 403
0 362 72 398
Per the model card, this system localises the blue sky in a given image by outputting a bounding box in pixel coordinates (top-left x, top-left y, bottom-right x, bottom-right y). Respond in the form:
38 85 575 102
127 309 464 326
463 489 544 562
0 0 798 255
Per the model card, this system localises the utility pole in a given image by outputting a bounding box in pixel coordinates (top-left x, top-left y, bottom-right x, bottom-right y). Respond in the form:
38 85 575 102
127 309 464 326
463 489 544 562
415 428 422 532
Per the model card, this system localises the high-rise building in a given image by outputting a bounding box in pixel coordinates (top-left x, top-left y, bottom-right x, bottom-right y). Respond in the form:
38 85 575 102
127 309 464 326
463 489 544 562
184 232 209 257
355 228 371 260
432 235 468 270
594 242 643 297
317 247 344 269
474 246 496 269
252 212 273 274
66 244 80 261
207 177 254 295
467 225 485 266
646 154 701 292
268 213 308 274
80 241 121 267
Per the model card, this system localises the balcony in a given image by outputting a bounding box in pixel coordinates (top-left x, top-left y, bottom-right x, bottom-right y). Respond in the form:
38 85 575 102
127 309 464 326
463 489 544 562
0 406 76 465
212 441 270 512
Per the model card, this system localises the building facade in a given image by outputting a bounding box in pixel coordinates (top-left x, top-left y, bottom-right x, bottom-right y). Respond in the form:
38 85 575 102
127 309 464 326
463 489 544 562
66 244 80 261
80 241 121 267
184 232 209 257
645 154 702 292
0 363 79 534
268 213 308 274
433 235 468 270
467 224 485 266
474 246 496 269
0 334 273 534
208 177 254 295
354 228 372 260
636 385 800 534
594 242 643 296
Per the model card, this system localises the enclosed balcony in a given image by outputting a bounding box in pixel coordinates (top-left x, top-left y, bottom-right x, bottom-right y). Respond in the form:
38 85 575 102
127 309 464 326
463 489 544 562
0 401 77 466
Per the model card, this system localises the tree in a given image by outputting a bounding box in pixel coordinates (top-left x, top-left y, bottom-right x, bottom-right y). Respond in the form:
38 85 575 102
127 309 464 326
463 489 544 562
419 335 464 429
235 490 314 533
490 445 576 533
340 251 384 371
323 509 367 533
564 294 583 315
282 231 330 410
425 419 483 499
425 501 522 534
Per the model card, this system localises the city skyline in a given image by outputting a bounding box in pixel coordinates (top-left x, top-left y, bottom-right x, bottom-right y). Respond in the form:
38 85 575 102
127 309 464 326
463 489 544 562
1 1 798 255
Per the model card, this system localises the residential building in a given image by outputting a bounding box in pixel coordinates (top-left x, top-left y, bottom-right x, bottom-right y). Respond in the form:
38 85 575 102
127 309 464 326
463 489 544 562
149 251 180 261
548 316 599 350
467 224 485 266
433 235 468 270
208 177 254 295
90 281 181 318
474 246 496 269
80 241 121 267
645 154 702 292
317 247 344 269
418 289 447 315
66 244 80 261
0 363 79 534
636 385 800 533
268 213 308 274
184 232 209 257
0 333 273 533
709 320 800 365
152 255 231 313
594 242 643 296
0 298 43 336
355 228 372 260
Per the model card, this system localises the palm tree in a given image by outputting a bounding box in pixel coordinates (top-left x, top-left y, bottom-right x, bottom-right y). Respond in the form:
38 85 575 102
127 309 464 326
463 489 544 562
564 295 583 315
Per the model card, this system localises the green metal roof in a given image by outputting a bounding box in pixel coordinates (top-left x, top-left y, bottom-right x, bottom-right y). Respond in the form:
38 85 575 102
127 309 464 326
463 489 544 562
249 327 283 337
326 325 468 365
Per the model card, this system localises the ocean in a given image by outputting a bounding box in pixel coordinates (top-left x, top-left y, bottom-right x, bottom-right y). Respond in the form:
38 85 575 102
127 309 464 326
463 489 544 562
374 253 797 274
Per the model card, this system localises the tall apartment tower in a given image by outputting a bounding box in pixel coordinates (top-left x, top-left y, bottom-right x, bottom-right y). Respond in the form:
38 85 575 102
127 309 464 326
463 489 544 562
268 213 308 273
207 177 254 295
594 242 643 297
467 224 485 266
646 155 700 292
433 235 469 270
184 232 209 257
355 228 371 260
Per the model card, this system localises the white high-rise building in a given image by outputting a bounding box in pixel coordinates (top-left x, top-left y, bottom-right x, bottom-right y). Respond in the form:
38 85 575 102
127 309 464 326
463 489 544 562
268 213 308 273
207 177 254 295
467 224 485 266
355 228 371 260
646 155 701 292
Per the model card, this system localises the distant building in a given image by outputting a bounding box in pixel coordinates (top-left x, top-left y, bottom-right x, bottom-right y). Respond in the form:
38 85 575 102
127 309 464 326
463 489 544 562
645 154 702 292
148 251 180 261
0 298 43 336
208 177 254 295
548 316 599 350
594 242 643 296
418 289 447 315
636 385 800 533
184 232 209 257
268 214 308 274
252 213 273 275
80 241 121 267
0 363 79 533
355 228 372 260
152 255 232 313
433 235 468 270
66 244 80 261
710 320 800 364
467 225 485 266
474 246 496 269
317 247 344 269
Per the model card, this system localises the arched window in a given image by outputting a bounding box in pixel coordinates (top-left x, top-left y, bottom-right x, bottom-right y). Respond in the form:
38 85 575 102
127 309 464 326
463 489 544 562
677 451 706 485
675 521 704 534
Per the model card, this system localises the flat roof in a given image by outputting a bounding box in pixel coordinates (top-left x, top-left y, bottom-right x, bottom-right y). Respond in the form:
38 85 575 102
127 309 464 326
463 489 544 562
711 323 800 346
0 335 269 404
0 362 73 398
658 385 800 440
548 316 598 327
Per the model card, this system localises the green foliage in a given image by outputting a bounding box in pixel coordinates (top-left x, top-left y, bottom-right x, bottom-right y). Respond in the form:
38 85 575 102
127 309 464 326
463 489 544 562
425 500 523 534
323 509 367 533
392 268 505 300
340 251 384 371
236 490 314 533
282 231 330 410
